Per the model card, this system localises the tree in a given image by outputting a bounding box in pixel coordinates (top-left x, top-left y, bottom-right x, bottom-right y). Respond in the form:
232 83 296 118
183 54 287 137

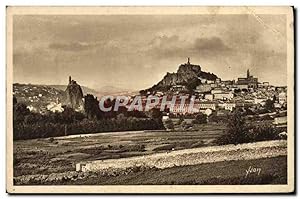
186 79 201 92
208 112 219 123
192 113 207 124
139 89 147 96
84 94 101 120
149 108 163 120
24 114 36 125
177 116 184 125
164 119 174 130
116 113 126 124
216 109 249 145
265 99 274 112
247 124 280 142
13 102 30 122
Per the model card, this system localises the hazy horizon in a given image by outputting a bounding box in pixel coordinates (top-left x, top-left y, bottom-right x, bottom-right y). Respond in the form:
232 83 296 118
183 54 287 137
13 15 287 90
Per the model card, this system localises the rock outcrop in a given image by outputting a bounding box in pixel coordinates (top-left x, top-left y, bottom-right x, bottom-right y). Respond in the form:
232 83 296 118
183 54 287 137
65 76 83 109
143 59 218 93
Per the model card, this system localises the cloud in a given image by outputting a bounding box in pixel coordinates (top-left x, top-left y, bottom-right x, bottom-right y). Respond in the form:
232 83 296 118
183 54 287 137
48 42 96 51
192 37 230 52
13 15 287 88
144 35 232 59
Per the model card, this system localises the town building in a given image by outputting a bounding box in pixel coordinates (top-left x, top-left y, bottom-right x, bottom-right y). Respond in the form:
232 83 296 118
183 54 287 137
278 92 287 104
206 80 215 84
210 83 218 88
204 94 214 101
254 97 267 105
222 80 235 86
211 88 224 94
195 102 217 110
171 85 188 93
236 84 249 90
224 103 236 111
263 82 270 87
236 69 258 89
195 84 212 93
214 92 234 100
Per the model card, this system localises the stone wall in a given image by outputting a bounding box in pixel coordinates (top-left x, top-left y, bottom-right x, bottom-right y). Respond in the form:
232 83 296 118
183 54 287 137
77 140 287 172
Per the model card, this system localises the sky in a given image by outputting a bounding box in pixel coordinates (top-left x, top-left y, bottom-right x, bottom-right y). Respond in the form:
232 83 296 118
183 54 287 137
13 14 287 90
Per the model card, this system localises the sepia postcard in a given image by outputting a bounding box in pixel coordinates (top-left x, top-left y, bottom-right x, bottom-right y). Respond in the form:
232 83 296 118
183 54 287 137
6 6 294 194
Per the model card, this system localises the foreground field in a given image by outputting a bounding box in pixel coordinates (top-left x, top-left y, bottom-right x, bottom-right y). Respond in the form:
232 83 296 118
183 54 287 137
14 156 287 185
67 156 288 185
14 125 287 185
76 140 286 172
14 124 226 177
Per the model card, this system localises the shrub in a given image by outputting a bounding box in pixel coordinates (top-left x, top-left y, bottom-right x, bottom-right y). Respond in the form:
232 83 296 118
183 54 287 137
177 117 184 125
216 109 282 145
216 109 248 145
247 124 281 142
192 113 207 124
164 119 174 130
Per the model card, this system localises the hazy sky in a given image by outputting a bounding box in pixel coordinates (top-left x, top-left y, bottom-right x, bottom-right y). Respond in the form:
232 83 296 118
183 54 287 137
13 14 287 90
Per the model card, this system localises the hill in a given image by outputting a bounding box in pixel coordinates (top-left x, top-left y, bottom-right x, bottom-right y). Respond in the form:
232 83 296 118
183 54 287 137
141 60 218 94
13 83 66 113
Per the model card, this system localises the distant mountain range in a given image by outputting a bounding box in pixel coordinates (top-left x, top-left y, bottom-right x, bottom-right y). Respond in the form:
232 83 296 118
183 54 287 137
48 85 98 96
95 85 138 97
50 84 137 97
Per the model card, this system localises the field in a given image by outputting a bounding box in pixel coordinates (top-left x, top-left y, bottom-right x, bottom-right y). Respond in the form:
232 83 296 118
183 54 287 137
13 123 287 185
14 123 226 177
57 156 288 185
